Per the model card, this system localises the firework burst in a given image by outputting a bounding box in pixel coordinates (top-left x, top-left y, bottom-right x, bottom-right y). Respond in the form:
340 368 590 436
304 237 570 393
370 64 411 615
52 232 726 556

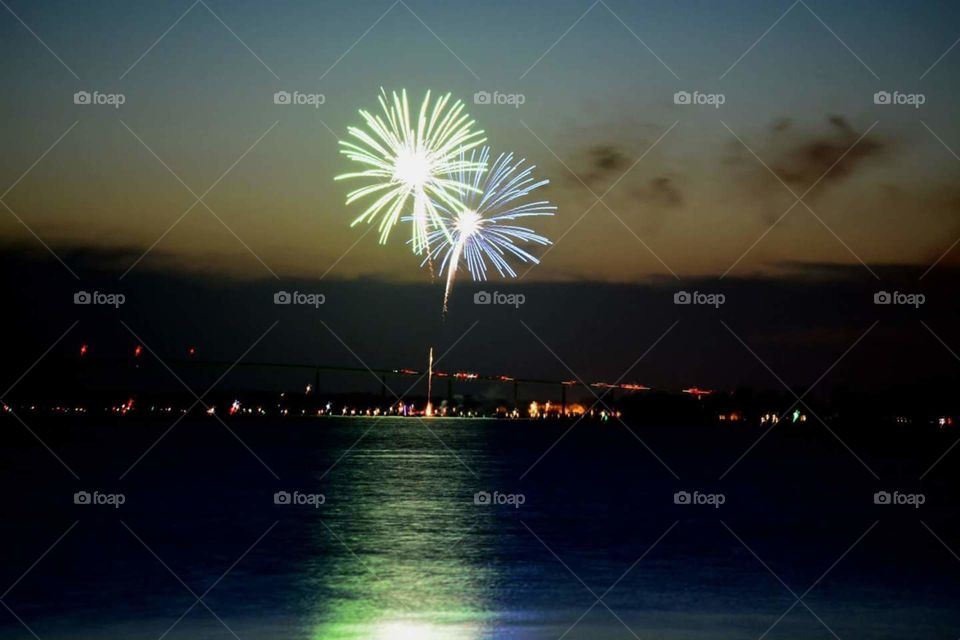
336 89 486 254
417 146 555 311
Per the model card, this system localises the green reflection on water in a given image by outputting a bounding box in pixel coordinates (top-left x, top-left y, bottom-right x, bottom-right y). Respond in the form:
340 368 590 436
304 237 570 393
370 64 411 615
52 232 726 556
306 421 495 639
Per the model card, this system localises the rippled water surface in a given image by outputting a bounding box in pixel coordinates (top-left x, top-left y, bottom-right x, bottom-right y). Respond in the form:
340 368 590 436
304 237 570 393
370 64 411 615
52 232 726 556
2 417 959 639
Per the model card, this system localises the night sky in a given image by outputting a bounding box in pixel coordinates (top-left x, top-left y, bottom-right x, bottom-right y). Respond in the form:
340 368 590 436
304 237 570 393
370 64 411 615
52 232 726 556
2 0 959 394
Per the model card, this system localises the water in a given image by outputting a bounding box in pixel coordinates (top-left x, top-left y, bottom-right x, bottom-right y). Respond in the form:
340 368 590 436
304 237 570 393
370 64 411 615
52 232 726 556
2 417 959 639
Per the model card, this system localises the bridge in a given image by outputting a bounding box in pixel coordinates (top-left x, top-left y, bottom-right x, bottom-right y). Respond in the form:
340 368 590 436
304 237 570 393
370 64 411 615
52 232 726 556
70 351 682 412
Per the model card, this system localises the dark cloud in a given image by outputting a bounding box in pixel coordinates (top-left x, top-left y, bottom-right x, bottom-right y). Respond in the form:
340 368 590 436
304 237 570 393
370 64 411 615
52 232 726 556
770 118 793 133
559 144 685 234
0 240 274 282
773 116 886 190
728 116 891 197
0 241 155 278
626 176 683 236
5 243 958 395
572 144 632 187
631 176 683 209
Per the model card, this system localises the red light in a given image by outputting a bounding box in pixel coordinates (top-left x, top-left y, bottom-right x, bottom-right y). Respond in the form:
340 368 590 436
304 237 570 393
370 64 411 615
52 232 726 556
134 345 143 357
79 344 88 356
188 347 196 357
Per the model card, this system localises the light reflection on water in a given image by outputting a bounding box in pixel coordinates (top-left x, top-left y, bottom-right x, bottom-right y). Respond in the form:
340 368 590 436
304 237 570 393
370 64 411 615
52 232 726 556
304 426 491 639
317 618 484 640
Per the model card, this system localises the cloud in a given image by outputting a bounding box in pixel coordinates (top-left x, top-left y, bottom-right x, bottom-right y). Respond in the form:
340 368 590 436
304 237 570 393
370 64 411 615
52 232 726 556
728 116 891 196
775 116 886 190
558 143 685 235
0 239 280 282
626 176 683 236
576 144 631 187
770 118 793 133
631 176 683 209
5 243 959 393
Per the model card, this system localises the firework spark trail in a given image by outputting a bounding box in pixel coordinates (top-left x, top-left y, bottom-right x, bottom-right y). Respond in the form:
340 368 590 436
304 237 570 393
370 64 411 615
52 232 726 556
417 146 555 311
335 89 486 255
